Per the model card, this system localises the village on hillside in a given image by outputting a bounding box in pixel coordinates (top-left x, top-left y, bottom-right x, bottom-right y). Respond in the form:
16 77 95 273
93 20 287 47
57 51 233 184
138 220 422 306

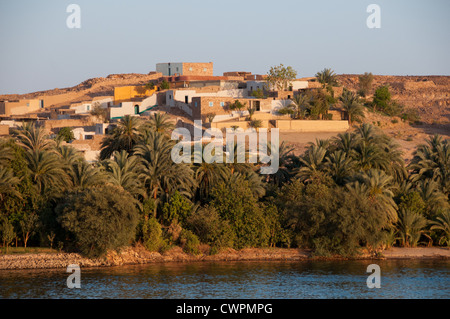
0 62 351 161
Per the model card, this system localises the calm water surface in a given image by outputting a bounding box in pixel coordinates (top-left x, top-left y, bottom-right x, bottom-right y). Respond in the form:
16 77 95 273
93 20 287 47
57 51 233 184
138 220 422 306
0 260 449 299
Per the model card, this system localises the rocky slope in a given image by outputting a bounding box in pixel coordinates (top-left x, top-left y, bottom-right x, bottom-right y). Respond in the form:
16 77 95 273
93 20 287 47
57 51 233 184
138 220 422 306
337 74 450 125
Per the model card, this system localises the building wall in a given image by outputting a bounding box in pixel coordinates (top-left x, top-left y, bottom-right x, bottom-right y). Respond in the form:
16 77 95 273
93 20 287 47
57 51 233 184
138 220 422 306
182 62 213 76
156 63 184 76
0 124 9 136
275 120 349 132
210 120 270 131
291 80 309 90
110 102 138 119
192 96 273 120
247 81 267 93
156 62 213 77
109 94 157 119
39 118 93 131
0 99 42 116
114 86 156 103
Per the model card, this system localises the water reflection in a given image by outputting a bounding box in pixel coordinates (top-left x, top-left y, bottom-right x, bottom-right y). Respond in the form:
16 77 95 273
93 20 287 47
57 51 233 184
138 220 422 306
0 260 448 299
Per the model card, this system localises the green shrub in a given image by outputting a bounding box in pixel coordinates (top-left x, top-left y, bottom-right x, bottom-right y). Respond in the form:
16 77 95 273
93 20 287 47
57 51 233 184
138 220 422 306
55 185 139 258
180 229 200 255
358 72 374 97
142 217 164 252
250 88 266 99
373 85 391 111
277 107 295 116
160 80 170 90
210 179 270 249
161 191 192 226
56 127 75 143
186 205 235 253
401 109 421 123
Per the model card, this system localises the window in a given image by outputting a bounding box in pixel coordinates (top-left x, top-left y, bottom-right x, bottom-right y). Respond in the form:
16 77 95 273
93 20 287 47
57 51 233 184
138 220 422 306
185 96 189 104
86 105 90 111
209 102 214 107
194 102 198 107
26 103 30 107
134 105 139 114
220 102 225 107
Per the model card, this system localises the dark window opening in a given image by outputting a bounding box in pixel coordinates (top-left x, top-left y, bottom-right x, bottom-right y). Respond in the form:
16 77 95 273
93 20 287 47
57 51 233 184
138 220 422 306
255 101 261 111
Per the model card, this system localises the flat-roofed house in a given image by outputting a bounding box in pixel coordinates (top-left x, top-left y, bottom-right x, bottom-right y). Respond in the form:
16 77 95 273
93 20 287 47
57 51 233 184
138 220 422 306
156 62 214 77
0 99 43 116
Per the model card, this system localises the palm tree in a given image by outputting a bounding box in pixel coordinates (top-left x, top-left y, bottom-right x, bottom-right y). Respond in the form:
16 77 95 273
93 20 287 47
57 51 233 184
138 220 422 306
68 161 105 189
416 179 449 218
325 150 355 185
296 145 327 183
315 68 338 87
306 89 330 120
288 93 310 119
193 148 230 201
339 89 365 125
351 124 406 180
409 135 450 195
104 150 143 198
266 141 296 186
134 131 195 202
246 106 256 120
25 149 69 195
228 170 266 199
331 132 359 156
396 208 429 247
430 210 450 246
56 144 83 167
347 169 398 223
0 140 14 167
100 115 141 160
0 166 21 203
144 112 175 134
13 123 54 152
225 140 253 175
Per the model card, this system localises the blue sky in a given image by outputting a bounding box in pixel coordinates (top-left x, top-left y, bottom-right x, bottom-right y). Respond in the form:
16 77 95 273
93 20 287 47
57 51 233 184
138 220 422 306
0 0 449 94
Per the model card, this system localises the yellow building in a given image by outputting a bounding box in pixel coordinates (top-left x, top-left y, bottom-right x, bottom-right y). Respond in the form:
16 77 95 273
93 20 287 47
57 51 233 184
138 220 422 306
114 86 156 104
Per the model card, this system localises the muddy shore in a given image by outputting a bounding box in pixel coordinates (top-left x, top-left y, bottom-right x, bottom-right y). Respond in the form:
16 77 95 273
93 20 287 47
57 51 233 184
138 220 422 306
0 246 448 271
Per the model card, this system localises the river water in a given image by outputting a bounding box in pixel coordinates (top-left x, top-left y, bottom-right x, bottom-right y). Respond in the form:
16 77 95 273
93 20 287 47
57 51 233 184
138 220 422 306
0 259 449 299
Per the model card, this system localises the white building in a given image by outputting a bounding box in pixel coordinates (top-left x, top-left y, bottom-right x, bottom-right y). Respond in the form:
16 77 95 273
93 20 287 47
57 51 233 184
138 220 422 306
109 94 158 119
70 96 114 114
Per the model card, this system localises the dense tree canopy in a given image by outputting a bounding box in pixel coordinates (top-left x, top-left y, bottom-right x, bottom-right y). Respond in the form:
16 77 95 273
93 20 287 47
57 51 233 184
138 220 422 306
0 108 448 258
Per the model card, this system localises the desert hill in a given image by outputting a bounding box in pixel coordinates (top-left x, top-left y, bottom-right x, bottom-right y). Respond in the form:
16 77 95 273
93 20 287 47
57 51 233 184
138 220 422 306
1 73 449 161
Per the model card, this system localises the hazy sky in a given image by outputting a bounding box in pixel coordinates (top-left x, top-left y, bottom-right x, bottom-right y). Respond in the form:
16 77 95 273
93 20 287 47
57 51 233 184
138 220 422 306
0 0 449 94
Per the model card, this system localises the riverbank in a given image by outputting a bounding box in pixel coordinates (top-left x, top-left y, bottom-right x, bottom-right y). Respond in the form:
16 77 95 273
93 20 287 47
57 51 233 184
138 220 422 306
0 245 449 270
